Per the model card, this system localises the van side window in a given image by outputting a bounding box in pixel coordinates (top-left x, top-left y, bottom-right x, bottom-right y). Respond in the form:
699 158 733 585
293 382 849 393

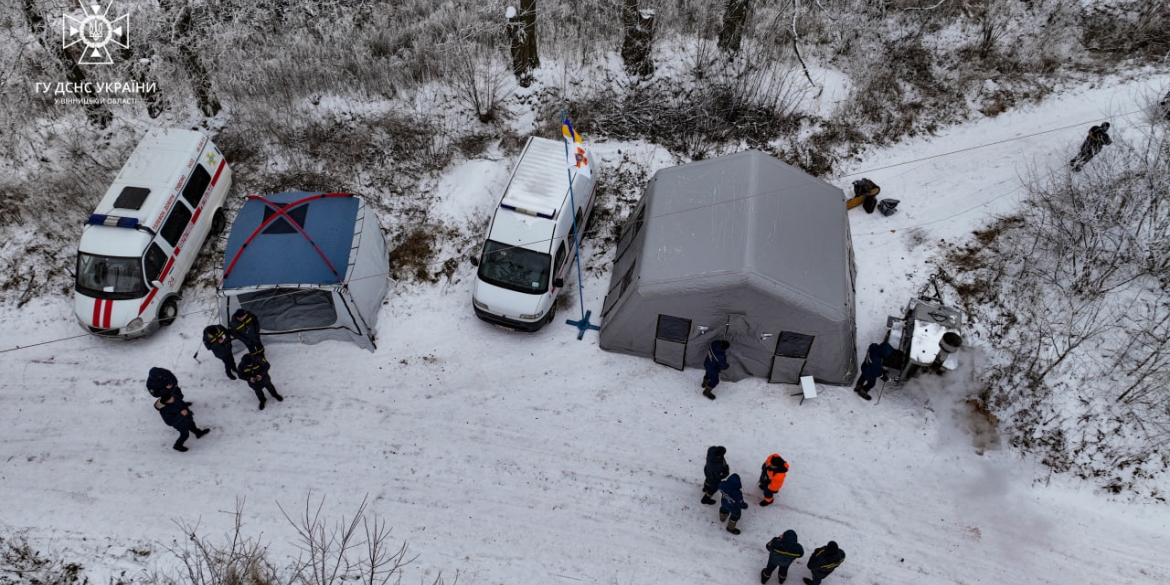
570 209 583 244
180 165 212 208
554 242 567 276
144 243 167 283
160 202 193 247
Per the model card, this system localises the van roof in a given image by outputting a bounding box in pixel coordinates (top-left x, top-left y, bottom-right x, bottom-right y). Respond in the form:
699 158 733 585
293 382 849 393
499 137 573 220
94 128 209 226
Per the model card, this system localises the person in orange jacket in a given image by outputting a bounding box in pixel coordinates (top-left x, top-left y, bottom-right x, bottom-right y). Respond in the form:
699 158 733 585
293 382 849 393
758 453 788 507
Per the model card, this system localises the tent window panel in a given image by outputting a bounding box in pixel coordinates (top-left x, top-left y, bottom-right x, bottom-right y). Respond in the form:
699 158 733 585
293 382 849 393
619 260 635 297
655 315 691 344
774 331 814 359
262 204 309 234
615 205 645 261
180 165 212 208
159 202 192 247
236 288 337 331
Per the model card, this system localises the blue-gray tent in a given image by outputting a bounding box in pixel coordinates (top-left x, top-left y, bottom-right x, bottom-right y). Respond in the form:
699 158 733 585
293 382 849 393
217 192 390 351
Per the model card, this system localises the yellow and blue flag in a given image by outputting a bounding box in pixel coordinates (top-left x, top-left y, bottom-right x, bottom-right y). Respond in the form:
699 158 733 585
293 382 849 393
562 118 592 178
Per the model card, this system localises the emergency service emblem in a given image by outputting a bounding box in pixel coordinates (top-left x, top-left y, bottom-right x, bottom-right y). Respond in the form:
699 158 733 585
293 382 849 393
63 2 129 66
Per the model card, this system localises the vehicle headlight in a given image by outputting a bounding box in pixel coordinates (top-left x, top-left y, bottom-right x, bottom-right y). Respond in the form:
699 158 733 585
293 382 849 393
473 298 489 311
519 311 544 320
125 318 145 332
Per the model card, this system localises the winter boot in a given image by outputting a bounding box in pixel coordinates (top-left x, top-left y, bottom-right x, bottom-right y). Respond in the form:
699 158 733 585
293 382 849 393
703 388 716 400
719 511 729 522
701 494 716 505
270 390 284 402
226 370 237 380
759 498 773 507
760 569 771 584
854 386 872 401
193 428 209 439
803 579 814 585
173 444 188 452
726 519 740 535
258 398 266 411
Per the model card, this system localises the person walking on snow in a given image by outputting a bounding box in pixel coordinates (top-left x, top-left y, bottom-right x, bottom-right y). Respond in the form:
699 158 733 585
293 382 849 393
155 391 209 452
803 541 845 585
146 367 184 401
239 353 283 410
701 445 730 505
230 308 265 356
761 529 804 584
702 340 731 400
1070 122 1112 172
758 453 789 507
854 341 894 401
202 324 238 380
718 473 749 535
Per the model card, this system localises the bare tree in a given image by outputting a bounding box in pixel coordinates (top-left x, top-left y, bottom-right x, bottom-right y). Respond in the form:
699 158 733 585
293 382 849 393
717 0 750 55
620 0 655 77
18 0 112 127
506 1 540 86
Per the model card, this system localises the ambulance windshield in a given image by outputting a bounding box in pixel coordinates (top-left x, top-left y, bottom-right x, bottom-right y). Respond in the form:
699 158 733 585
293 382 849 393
76 253 147 300
477 240 550 295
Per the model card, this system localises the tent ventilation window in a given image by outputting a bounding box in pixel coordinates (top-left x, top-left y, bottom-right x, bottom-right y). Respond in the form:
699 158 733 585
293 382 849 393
262 205 309 234
774 331 814 359
615 205 645 260
113 186 151 210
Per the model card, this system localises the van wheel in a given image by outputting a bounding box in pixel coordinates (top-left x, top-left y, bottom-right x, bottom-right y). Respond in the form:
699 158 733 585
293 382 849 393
211 208 226 235
159 298 179 327
545 302 558 324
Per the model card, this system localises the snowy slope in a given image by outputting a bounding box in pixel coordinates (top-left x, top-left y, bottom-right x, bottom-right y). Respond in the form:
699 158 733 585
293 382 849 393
3 75 1170 585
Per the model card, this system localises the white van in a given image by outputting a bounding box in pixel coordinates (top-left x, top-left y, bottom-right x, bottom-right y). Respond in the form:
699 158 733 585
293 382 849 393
73 129 232 338
470 136 598 331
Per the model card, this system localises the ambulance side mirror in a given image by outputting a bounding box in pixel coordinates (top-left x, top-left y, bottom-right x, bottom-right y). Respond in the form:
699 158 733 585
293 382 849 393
469 255 479 267
151 280 163 289
553 277 564 288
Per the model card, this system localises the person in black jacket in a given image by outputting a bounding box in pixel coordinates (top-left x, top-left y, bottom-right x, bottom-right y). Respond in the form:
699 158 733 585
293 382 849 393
239 353 283 410
718 473 748 535
1070 122 1112 172
202 325 238 380
803 541 845 585
701 340 731 400
146 367 184 401
701 445 730 505
155 392 208 452
230 308 264 355
761 529 804 584
854 342 894 401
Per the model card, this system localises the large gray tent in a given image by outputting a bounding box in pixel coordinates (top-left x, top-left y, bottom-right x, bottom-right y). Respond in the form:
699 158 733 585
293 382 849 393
598 151 857 385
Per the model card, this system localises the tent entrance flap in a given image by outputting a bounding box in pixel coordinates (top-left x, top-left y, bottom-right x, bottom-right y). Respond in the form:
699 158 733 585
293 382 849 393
653 314 691 371
769 331 815 384
236 288 339 331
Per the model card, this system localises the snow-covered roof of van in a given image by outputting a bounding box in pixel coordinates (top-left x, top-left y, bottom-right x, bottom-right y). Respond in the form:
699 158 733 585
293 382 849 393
499 137 574 220
92 129 208 226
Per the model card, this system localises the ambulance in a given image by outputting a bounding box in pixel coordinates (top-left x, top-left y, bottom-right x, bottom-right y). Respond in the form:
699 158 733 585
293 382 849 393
73 129 232 338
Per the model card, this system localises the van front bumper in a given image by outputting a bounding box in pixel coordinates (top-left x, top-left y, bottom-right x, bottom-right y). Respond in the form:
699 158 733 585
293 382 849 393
473 306 546 332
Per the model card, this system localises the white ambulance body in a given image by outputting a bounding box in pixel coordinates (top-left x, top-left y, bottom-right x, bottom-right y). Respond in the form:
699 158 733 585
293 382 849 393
470 136 598 331
73 129 232 338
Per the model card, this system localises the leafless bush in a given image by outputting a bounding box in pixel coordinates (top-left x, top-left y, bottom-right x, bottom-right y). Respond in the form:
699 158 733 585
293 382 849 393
940 128 1170 498
153 495 450 585
1080 0 1170 61
0 531 86 585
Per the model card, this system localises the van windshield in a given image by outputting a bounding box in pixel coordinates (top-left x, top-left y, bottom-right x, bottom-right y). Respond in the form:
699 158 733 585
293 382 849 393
76 252 147 300
477 240 550 295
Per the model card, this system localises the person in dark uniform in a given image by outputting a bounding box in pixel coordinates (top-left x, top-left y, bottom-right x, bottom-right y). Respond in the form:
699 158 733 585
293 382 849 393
761 529 804 584
1070 122 1112 172
230 308 264 355
854 342 894 401
701 445 730 505
718 473 748 535
146 367 184 401
803 541 845 585
702 340 731 400
202 324 238 380
239 353 283 410
155 391 209 452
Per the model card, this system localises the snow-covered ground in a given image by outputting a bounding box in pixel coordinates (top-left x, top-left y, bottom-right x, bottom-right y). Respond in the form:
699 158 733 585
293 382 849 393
3 74 1170 585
